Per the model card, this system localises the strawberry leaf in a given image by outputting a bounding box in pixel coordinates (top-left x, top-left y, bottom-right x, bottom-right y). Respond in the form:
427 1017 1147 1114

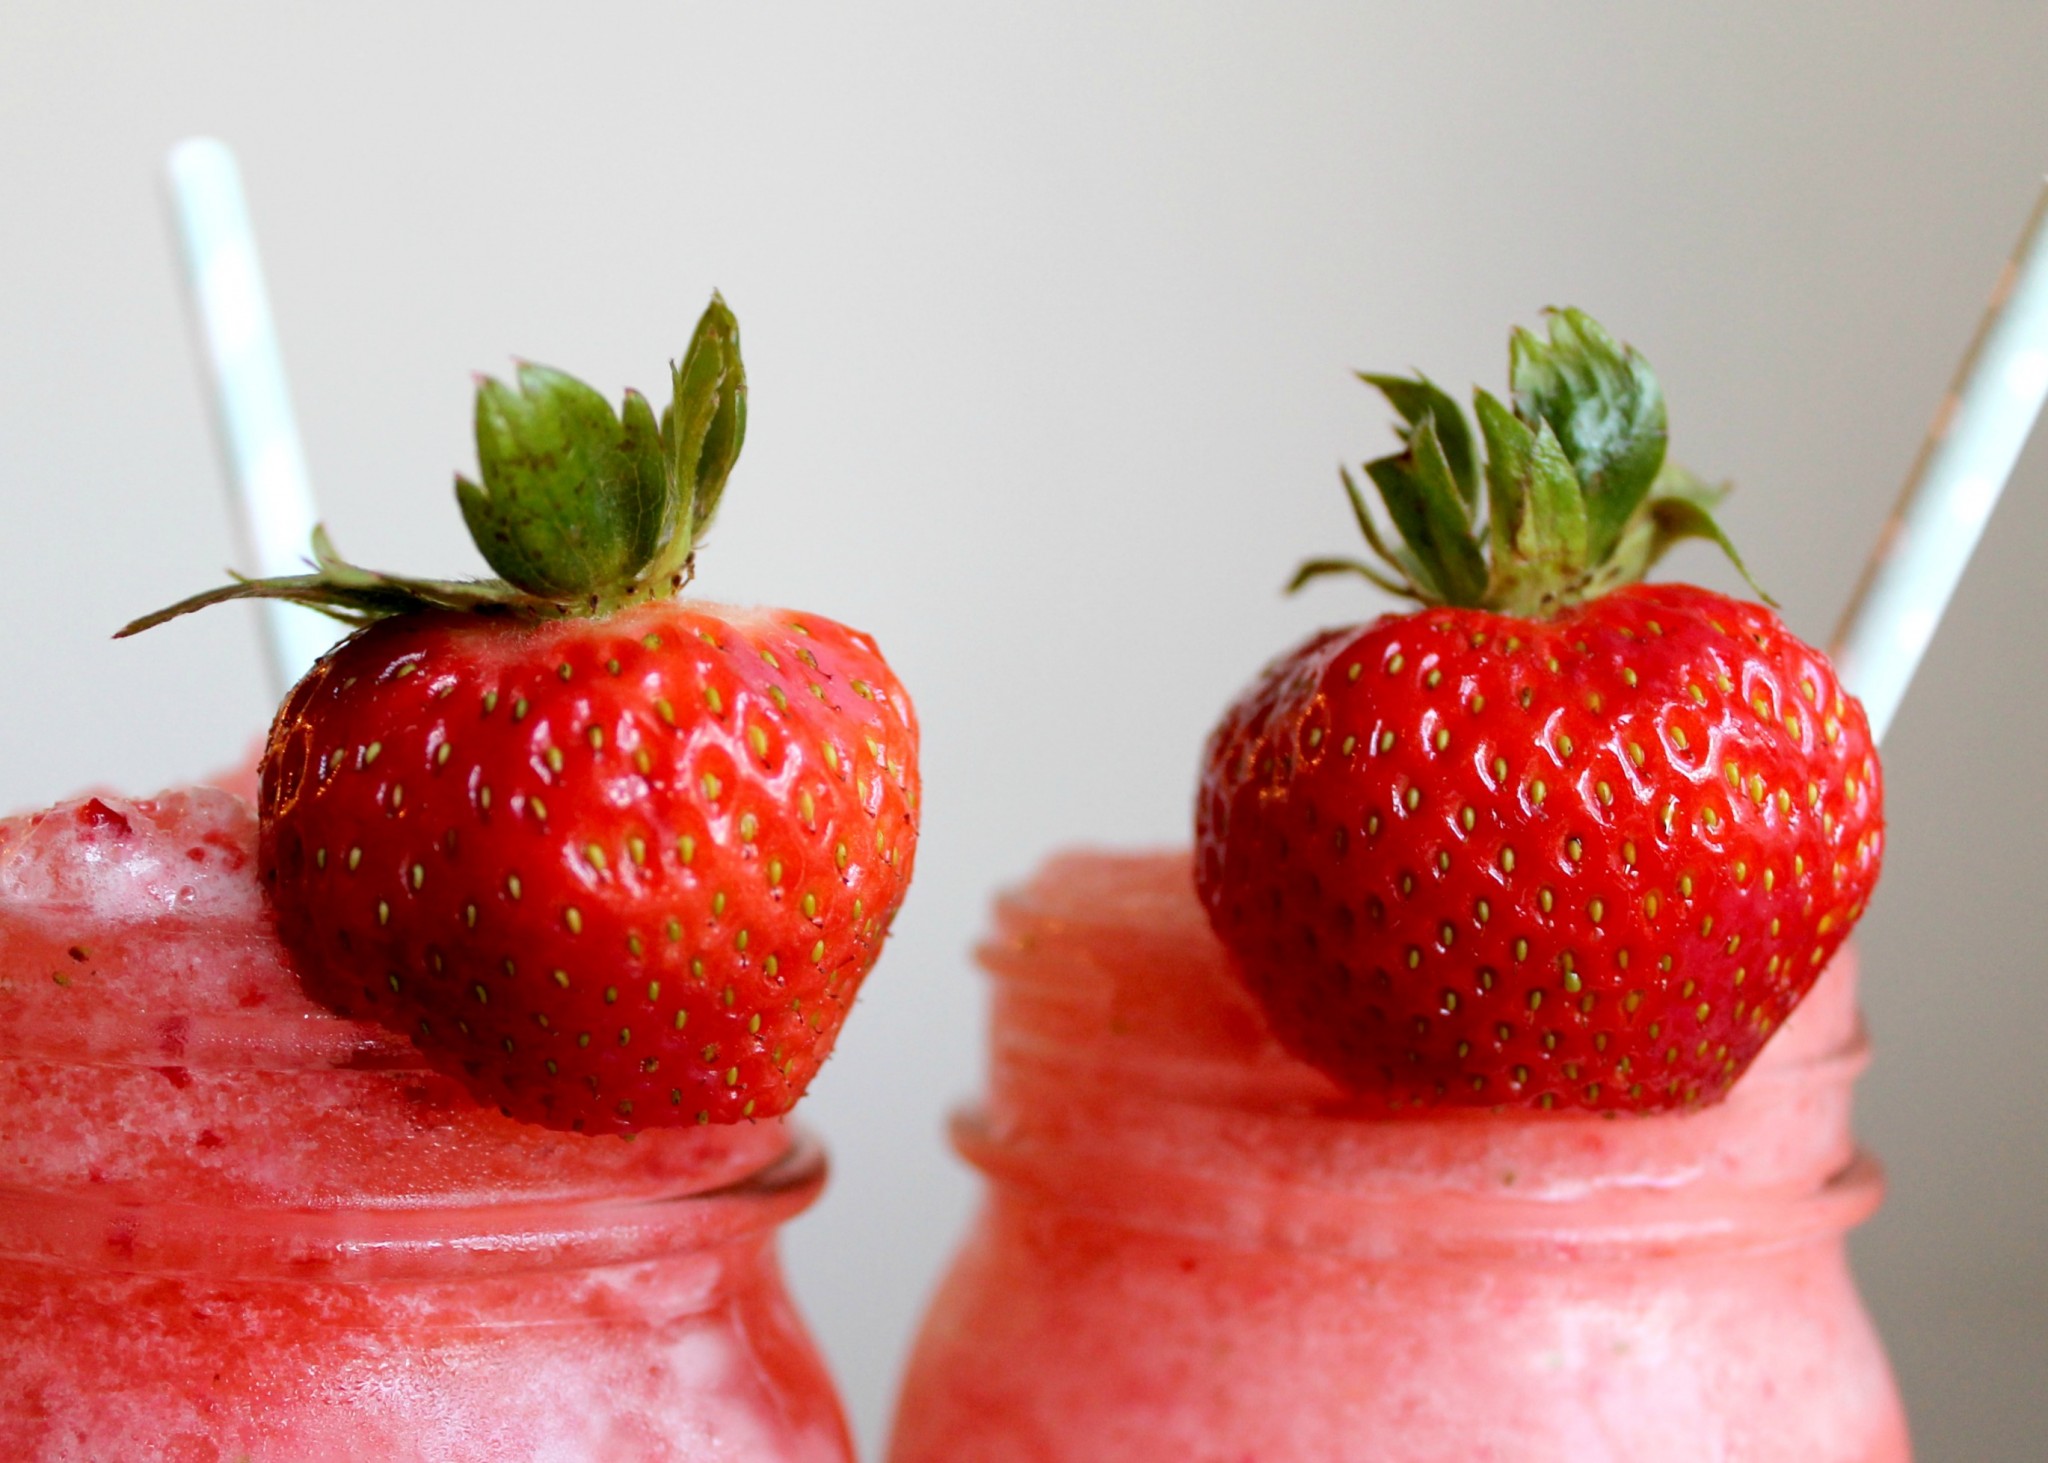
1287 556 1424 601
685 297 748 534
1335 465 1433 596
1474 389 1588 615
1364 415 1487 607
647 295 747 587
1359 372 1478 515
1613 454 1777 598
617 388 671 558
113 526 525 640
1509 309 1666 564
458 364 670 600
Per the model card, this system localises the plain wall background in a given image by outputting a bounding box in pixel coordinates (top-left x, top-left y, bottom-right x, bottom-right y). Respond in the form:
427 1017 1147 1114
3 4 2045 1458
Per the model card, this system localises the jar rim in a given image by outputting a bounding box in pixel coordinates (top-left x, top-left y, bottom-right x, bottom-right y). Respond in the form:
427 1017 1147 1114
0 1127 827 1282
952 1106 1883 1260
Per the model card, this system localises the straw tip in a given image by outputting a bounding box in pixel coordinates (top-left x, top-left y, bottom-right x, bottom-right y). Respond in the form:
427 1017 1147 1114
164 139 247 209
167 136 235 174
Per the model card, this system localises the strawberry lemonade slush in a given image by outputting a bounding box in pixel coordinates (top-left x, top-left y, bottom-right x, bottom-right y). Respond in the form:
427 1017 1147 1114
888 852 1907 1461
895 309 1903 1460
0 786 853 1462
2 295 918 1459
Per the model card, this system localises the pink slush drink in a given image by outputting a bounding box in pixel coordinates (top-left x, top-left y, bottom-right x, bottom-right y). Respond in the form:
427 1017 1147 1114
0 785 853 1462
889 851 1908 1462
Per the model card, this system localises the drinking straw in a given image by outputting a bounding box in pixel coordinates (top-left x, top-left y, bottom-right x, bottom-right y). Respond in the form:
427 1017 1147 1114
165 138 337 697
1832 180 2048 745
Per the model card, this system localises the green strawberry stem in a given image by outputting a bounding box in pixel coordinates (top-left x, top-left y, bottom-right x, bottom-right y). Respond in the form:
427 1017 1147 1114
119 294 747 640
1294 308 1770 618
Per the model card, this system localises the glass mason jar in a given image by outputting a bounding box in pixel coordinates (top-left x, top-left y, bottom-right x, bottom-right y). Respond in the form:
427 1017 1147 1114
890 851 1909 1462
0 786 853 1463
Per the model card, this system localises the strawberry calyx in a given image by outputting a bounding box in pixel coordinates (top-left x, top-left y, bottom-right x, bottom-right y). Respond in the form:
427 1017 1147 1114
1295 308 1770 620
119 294 747 639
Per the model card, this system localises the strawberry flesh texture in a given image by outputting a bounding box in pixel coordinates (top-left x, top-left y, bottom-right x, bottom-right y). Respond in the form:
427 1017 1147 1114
259 599 919 1133
1197 582 1881 1112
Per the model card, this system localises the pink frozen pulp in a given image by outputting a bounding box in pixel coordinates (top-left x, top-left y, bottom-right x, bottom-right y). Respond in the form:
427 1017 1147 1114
0 787 852 1462
889 850 1909 1462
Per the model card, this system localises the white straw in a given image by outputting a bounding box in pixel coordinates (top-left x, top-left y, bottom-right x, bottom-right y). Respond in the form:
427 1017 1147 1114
1832 179 2048 744
165 138 337 696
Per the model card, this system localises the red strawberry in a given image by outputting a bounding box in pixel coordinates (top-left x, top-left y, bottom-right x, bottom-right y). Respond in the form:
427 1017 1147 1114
1196 310 1881 1112
124 296 920 1133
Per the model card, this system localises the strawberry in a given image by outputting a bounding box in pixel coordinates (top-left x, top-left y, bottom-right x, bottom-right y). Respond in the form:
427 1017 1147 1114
123 296 919 1133
1196 310 1881 1113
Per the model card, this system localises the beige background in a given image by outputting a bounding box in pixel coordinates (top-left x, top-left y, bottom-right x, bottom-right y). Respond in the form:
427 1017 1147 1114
3 3 2045 1457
